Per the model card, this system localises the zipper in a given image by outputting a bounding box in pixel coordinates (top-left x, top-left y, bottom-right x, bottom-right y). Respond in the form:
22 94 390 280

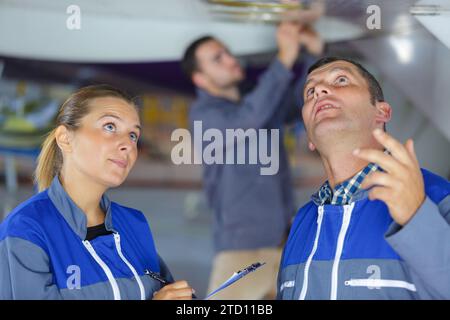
298 206 325 300
82 239 121 300
280 280 295 292
345 279 417 292
114 233 146 300
330 202 355 300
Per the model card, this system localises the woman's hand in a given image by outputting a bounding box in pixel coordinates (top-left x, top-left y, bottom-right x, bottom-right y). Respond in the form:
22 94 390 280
152 280 195 300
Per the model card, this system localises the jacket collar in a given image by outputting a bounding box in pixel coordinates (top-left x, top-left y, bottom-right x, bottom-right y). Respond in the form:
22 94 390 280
47 176 115 240
311 163 379 206
196 88 242 104
311 188 370 206
196 88 226 102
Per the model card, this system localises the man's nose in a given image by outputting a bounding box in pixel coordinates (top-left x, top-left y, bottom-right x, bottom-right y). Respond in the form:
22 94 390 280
224 52 238 66
314 83 331 98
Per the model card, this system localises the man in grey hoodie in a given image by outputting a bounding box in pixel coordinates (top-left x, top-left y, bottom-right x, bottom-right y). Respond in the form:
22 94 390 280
181 22 323 299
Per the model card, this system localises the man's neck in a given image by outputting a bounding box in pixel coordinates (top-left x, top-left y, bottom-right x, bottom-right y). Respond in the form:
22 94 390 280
317 138 382 189
204 86 240 103
320 151 370 189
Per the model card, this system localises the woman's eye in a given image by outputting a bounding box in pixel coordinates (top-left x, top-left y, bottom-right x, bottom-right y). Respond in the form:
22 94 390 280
104 123 116 132
130 132 138 142
306 87 314 96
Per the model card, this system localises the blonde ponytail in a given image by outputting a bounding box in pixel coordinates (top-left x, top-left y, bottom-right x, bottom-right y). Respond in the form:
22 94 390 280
34 130 61 192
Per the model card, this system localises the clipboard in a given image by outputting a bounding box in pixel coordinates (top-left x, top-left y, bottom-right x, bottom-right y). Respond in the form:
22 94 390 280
205 262 266 300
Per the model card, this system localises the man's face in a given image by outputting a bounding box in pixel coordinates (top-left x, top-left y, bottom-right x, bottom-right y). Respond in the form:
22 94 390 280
194 40 244 89
301 60 383 150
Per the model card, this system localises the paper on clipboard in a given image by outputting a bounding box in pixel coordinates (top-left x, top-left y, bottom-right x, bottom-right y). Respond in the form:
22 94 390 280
204 262 266 300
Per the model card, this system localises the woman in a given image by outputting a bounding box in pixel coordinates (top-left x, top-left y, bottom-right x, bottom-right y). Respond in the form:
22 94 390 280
0 85 194 300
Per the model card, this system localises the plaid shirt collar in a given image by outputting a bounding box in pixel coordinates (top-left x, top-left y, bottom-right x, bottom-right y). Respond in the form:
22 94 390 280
314 162 381 206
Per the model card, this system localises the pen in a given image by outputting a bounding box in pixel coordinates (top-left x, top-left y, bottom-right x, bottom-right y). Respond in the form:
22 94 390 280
204 261 267 300
145 269 168 284
236 262 266 274
145 269 197 299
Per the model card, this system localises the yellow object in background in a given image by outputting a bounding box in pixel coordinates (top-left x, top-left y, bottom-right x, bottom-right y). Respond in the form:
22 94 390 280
142 94 190 129
2 117 36 133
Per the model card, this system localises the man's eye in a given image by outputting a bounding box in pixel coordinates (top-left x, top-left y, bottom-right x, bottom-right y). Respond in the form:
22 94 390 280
104 123 116 132
336 76 348 84
306 88 314 96
213 53 222 63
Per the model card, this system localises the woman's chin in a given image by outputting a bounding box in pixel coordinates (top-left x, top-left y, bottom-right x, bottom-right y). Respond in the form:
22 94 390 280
103 175 127 189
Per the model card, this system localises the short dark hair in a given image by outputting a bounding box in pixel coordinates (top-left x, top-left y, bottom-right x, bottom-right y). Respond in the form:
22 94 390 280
307 57 384 105
181 36 215 80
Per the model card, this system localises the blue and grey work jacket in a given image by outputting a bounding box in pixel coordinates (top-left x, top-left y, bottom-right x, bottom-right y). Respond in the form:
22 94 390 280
278 169 450 299
0 176 172 299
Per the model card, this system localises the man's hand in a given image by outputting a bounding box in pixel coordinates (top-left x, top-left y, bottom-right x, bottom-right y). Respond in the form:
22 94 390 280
298 24 324 56
276 21 302 69
353 129 425 226
152 280 195 300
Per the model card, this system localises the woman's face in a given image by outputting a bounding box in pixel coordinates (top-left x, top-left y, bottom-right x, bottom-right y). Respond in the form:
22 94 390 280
65 97 141 188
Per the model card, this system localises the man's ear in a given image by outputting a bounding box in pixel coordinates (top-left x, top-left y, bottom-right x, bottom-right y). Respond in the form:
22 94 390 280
192 71 208 90
55 125 73 154
375 101 392 126
308 141 316 151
